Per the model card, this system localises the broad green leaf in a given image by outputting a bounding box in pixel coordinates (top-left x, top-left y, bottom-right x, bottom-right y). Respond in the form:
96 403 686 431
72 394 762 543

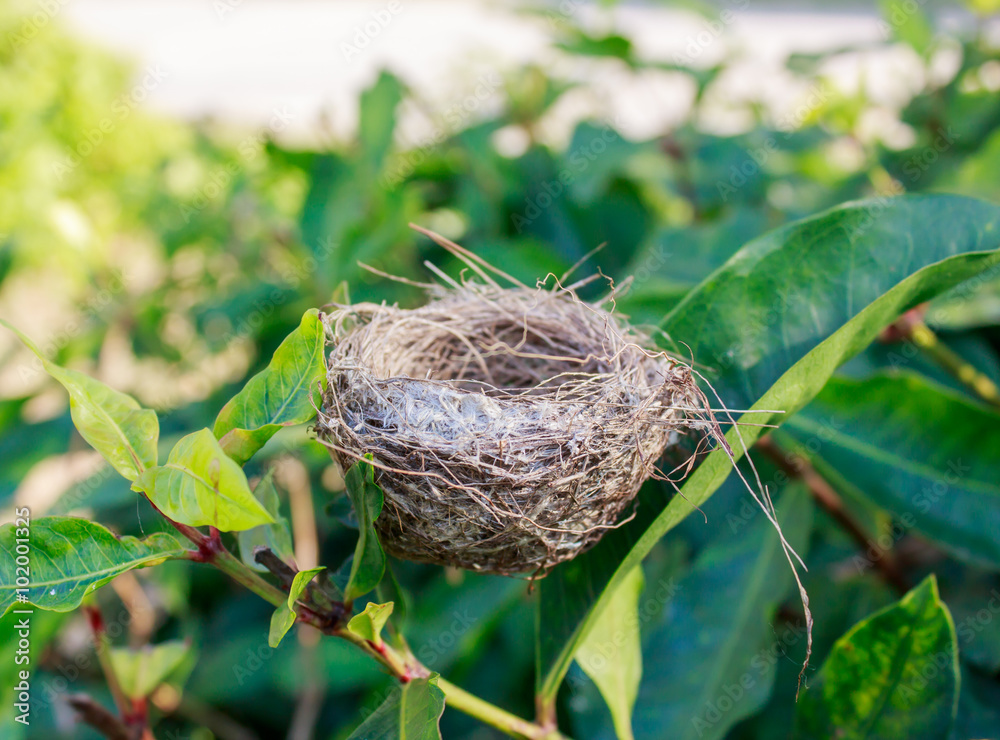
238 470 295 573
214 309 326 465
0 517 185 615
795 575 959 740
537 194 1000 700
344 458 386 603
575 566 644 740
632 485 812 740
620 207 771 324
110 640 192 699
782 372 1000 567
577 486 813 740
1 320 158 482
268 566 324 648
347 675 445 740
134 428 275 532
347 601 394 648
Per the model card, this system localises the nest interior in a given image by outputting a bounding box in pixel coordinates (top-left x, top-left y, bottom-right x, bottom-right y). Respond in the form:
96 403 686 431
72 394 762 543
316 278 710 576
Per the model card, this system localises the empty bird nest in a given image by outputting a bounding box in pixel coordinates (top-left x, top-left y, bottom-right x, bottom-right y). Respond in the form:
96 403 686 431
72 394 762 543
315 234 727 577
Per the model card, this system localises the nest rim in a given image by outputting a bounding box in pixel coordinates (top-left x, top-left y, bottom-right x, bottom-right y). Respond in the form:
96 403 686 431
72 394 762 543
315 273 713 577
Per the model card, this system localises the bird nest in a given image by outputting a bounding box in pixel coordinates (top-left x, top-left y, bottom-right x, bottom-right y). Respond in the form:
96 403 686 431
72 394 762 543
315 259 717 576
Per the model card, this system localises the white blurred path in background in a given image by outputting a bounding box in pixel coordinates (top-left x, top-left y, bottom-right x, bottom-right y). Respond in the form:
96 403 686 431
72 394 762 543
62 0 943 146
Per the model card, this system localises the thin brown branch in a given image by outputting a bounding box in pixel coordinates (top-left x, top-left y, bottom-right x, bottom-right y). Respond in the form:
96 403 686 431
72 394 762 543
757 436 910 594
253 547 298 589
153 504 565 738
82 603 133 720
67 694 133 740
285 456 328 740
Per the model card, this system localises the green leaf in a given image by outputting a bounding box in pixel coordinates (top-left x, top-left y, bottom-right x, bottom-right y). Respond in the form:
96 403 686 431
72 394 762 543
1 320 158 482
536 194 1000 700
110 640 192 699
0 517 185 615
347 601 395 647
268 566 325 648
630 484 812 740
347 601 394 649
575 566 644 740
795 575 959 740
288 566 325 608
344 457 386 603
782 372 1000 567
134 428 275 532
237 470 295 572
359 72 404 173
347 675 445 740
268 603 297 649
213 309 326 465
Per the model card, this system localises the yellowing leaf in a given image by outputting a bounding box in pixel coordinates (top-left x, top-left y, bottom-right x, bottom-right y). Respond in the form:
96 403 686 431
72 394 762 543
347 601 394 649
1 319 158 482
134 429 274 532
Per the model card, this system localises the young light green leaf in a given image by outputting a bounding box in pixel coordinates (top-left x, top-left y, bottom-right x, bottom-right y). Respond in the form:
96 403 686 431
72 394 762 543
0 517 186 615
347 601 394 649
269 603 297 649
347 675 445 740
782 372 1000 568
269 566 325 648
213 309 327 465
575 566 644 740
795 575 959 740
344 457 386 603
110 640 193 699
288 566 325 608
134 428 275 532
1 320 158 482
536 194 1000 702
237 470 295 572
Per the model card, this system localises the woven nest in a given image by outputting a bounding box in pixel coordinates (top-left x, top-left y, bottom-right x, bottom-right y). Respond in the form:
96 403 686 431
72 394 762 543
315 261 715 576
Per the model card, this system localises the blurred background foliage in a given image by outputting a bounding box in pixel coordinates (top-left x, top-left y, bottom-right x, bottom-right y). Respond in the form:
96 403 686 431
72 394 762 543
2 0 1000 738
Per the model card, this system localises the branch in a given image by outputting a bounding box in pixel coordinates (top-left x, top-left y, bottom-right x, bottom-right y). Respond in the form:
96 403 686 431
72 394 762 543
67 694 133 740
82 603 133 721
253 548 566 738
884 311 1000 410
157 507 567 738
757 436 910 594
440 678 565 740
